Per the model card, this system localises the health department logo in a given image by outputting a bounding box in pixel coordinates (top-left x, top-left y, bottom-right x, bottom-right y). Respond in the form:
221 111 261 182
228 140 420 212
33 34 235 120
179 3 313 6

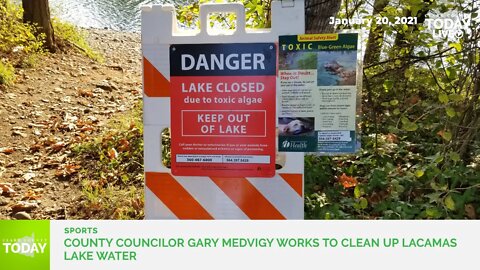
0 220 50 270
282 140 308 150
2 233 48 257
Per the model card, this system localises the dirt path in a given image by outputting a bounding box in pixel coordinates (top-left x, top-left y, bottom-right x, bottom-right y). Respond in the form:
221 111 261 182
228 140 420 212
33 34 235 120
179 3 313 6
0 29 142 220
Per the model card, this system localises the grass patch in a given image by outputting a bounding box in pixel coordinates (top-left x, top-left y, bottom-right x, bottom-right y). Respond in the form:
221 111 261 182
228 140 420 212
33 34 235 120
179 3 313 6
0 60 15 85
52 18 104 62
71 101 144 219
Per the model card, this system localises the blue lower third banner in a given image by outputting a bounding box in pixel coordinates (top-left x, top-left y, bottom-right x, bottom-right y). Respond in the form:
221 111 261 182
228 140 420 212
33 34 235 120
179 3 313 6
0 220 478 269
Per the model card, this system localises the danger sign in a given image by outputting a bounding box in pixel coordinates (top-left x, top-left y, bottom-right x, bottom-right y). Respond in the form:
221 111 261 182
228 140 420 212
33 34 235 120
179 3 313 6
170 43 276 177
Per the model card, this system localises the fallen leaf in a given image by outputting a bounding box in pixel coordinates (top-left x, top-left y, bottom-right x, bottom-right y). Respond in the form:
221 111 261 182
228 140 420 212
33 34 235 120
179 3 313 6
10 201 39 212
108 148 118 160
87 116 98 123
12 130 27 137
408 95 420 104
51 141 66 152
22 190 42 201
65 164 81 175
465 204 477 219
55 164 81 178
28 123 47 128
78 89 94 97
22 172 36 181
0 147 15 154
385 133 398 143
6 161 16 168
338 173 358 188
29 144 43 152
0 183 16 196
118 139 130 152
43 136 57 146
80 125 94 132
59 122 76 131
129 121 136 130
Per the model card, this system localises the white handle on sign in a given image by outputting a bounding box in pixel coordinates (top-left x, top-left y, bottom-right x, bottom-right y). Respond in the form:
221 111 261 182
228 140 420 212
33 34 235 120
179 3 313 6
199 3 246 35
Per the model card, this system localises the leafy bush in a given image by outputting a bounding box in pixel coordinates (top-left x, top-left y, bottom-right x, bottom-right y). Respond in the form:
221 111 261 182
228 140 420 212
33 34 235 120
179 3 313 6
0 60 15 85
0 1 45 56
0 0 45 84
305 133 480 220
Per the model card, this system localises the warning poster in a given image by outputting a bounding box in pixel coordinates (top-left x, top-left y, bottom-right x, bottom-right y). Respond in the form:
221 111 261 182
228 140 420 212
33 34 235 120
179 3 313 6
278 33 360 153
170 43 276 177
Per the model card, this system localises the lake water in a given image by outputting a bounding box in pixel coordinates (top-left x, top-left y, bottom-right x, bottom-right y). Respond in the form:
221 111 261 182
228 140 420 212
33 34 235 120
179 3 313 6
47 0 187 32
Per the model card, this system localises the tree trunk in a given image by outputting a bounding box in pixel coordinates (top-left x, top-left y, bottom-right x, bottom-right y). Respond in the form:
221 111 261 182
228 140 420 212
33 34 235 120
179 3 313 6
305 0 341 33
363 0 389 65
22 0 55 52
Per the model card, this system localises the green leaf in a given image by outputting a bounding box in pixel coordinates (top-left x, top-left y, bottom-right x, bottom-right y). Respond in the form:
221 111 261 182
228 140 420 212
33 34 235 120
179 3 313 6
402 121 418 132
446 107 456 118
359 198 368 209
415 170 424 178
434 155 444 164
393 108 401 115
438 93 449 104
444 195 456 211
354 185 364 199
448 94 463 102
389 99 399 106
442 131 452 141
446 67 457 80
449 151 460 162
383 79 394 91
426 207 441 218
255 5 264 16
449 42 462 52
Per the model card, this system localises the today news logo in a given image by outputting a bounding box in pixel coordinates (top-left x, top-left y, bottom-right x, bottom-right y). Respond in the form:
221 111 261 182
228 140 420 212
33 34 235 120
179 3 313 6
0 220 50 270
2 233 48 256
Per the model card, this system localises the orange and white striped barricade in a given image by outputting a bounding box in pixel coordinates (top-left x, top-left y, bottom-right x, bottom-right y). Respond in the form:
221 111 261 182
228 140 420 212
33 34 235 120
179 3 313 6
142 1 305 219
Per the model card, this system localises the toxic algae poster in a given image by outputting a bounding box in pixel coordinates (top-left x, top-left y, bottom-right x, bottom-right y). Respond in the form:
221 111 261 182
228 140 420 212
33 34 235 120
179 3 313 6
278 33 361 154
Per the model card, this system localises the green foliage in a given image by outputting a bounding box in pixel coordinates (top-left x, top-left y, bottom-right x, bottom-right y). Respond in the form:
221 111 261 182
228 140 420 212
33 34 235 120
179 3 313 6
0 1 45 55
52 18 103 62
161 128 171 168
0 60 15 85
176 0 271 29
303 0 479 221
0 0 45 84
305 135 480 220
